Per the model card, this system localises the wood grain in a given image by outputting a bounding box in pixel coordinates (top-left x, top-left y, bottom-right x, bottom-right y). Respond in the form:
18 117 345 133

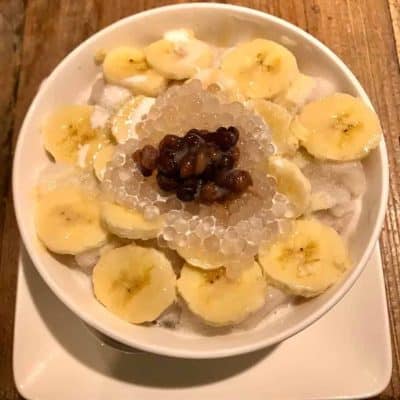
0 1 25 399
1 1 400 399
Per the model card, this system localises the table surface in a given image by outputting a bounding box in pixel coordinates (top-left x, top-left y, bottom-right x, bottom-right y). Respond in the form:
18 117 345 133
1 1 400 399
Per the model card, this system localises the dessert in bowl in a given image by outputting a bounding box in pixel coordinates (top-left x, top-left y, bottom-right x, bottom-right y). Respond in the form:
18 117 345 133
13 4 388 358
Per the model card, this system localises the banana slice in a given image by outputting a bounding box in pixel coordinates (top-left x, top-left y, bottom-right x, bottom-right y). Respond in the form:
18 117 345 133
144 33 213 80
251 99 299 155
36 185 107 255
103 46 167 96
274 73 317 112
101 201 163 240
268 156 311 217
93 245 176 324
111 96 155 143
220 39 299 99
296 93 382 161
42 105 103 165
177 262 267 326
258 219 351 297
93 144 115 181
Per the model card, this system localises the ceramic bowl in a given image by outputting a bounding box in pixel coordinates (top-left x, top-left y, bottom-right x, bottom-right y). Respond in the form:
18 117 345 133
13 3 388 358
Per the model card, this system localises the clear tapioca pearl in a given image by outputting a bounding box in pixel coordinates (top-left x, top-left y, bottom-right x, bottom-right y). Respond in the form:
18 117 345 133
203 234 220 253
175 233 187 248
144 205 160 220
173 218 189 234
163 226 177 242
195 223 212 240
113 152 126 167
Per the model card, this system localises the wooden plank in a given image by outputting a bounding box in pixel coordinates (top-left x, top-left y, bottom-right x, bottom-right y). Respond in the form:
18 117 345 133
389 0 400 64
2 1 400 398
0 1 25 399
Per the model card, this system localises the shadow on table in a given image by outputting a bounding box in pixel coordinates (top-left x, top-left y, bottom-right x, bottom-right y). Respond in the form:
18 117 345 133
22 248 277 389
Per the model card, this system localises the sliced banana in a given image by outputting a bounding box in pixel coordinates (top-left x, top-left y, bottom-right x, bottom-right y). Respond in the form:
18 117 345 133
251 99 299 155
42 105 102 165
220 39 299 99
258 219 351 297
144 33 213 80
177 262 267 326
296 93 382 161
93 144 115 181
101 201 163 240
36 185 107 255
92 245 176 324
111 96 155 143
103 46 167 96
274 73 317 112
268 156 311 217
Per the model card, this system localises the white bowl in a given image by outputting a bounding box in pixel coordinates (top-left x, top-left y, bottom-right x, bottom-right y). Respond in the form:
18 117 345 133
13 3 388 359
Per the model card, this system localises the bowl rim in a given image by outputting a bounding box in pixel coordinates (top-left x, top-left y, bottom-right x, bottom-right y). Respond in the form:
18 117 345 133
12 2 389 359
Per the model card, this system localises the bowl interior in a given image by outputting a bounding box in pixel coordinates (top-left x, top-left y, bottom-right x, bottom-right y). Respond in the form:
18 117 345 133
13 4 387 358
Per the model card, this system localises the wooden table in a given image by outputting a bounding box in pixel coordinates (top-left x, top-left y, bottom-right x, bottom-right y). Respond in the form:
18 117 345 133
1 1 400 398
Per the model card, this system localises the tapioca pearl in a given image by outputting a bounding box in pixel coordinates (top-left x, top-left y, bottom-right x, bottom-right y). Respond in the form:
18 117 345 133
163 196 183 211
118 169 131 182
173 218 188 234
234 237 247 254
244 241 259 257
163 226 177 242
265 220 279 236
247 227 263 245
165 210 181 224
186 232 199 247
195 222 212 240
203 234 220 252
144 205 160 220
113 152 126 167
274 192 288 203
221 236 238 255
188 217 199 231
175 233 187 248
271 200 288 218
229 101 245 115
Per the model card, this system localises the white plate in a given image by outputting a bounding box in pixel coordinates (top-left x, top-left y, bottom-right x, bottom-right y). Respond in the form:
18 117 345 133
13 244 392 400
